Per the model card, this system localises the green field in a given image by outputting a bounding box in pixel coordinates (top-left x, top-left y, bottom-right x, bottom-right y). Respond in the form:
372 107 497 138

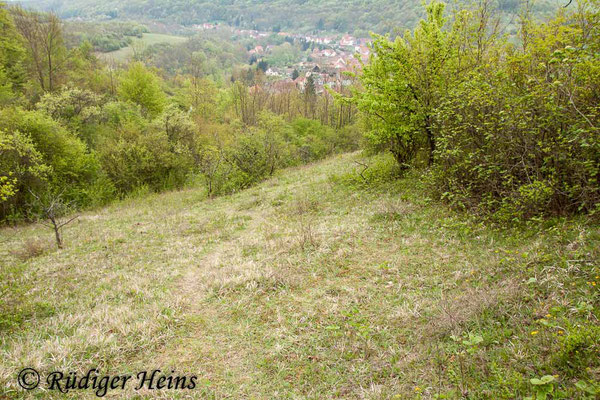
97 33 188 62
1 152 599 398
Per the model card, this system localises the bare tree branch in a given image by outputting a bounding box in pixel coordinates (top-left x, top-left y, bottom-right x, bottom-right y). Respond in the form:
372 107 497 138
28 189 78 248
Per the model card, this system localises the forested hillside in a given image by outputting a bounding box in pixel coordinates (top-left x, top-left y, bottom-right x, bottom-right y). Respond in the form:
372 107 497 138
0 0 362 225
20 0 561 34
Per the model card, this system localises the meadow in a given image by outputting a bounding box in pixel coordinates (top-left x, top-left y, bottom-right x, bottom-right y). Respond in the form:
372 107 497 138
97 33 188 62
1 153 598 398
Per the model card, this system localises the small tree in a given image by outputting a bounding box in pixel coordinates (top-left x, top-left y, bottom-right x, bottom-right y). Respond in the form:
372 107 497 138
29 190 77 249
257 60 269 73
118 62 166 117
304 74 316 118
351 0 499 167
196 145 221 197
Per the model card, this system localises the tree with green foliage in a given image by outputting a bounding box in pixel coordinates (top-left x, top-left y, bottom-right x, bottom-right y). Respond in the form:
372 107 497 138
0 108 99 210
195 144 221 197
353 1 454 166
257 60 268 72
0 129 49 220
118 62 166 117
352 0 504 167
316 18 325 31
152 104 197 152
0 3 25 100
37 87 104 143
0 68 14 105
304 74 316 118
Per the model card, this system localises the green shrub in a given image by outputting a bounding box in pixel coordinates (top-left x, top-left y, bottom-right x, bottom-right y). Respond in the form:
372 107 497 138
289 118 333 162
332 124 362 153
118 62 166 118
332 153 402 189
0 108 100 219
431 65 599 220
98 125 193 193
224 130 281 187
353 1 600 219
102 100 147 129
37 87 105 146
0 129 50 221
553 325 600 378
212 164 253 196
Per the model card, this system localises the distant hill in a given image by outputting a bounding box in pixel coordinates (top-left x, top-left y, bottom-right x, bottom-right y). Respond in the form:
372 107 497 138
17 0 562 35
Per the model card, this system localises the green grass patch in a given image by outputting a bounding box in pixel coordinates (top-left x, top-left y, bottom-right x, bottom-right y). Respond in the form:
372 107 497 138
98 33 188 62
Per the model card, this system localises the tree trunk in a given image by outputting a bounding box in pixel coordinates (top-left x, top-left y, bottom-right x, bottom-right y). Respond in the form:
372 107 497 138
425 115 435 166
51 218 62 248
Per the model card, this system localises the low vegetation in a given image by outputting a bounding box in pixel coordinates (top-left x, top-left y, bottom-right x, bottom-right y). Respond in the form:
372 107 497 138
1 153 598 398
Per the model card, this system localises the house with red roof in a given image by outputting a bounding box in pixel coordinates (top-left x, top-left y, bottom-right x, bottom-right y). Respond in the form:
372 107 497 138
340 35 355 47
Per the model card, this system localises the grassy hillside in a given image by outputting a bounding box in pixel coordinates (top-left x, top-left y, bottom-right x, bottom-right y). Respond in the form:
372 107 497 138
96 32 188 62
1 153 599 398
20 0 562 34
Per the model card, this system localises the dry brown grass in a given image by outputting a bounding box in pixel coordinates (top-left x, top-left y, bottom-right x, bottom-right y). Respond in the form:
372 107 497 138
429 279 522 337
10 237 52 261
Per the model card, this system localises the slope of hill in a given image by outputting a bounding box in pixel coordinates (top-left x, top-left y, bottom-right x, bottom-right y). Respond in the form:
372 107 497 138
1 153 598 398
19 0 562 34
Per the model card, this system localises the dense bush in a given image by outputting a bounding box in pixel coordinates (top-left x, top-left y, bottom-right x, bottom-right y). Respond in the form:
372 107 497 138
96 102 196 193
431 9 600 219
118 62 166 118
0 129 49 220
354 0 600 219
433 67 599 219
0 108 100 219
0 5 25 98
289 118 335 163
99 126 193 193
37 87 105 146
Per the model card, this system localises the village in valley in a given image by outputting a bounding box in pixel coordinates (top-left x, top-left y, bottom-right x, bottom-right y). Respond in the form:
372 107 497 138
195 23 372 95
